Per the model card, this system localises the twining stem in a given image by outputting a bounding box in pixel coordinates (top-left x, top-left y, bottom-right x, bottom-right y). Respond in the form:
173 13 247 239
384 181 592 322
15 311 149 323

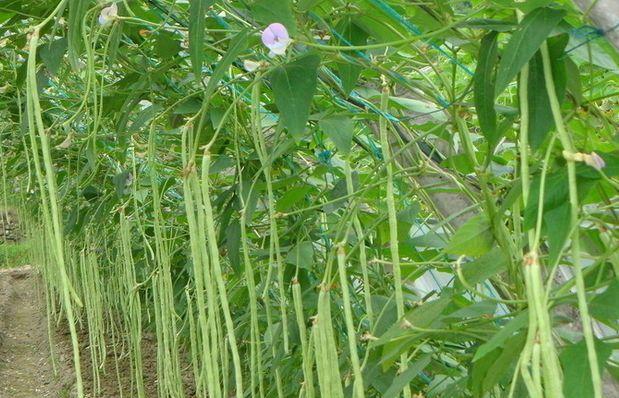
249 74 290 355
336 245 365 397
201 150 245 397
26 2 85 392
292 279 315 398
379 78 412 398
118 213 146 398
313 286 345 397
343 161 374 326
181 126 220 398
148 118 184 398
516 53 564 398
540 42 601 398
234 131 265 397
249 73 285 397
508 3 566 391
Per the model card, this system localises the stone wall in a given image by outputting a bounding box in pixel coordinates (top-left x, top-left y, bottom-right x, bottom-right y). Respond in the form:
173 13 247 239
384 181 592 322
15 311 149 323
0 210 20 243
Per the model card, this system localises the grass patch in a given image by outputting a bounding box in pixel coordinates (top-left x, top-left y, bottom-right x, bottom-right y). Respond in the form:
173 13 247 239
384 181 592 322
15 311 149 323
0 240 32 269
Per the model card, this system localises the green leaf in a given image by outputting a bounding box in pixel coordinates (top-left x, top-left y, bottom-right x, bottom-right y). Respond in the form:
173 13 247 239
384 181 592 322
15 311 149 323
445 214 494 257
408 230 448 249
324 176 349 213
442 153 475 174
444 300 497 320
525 169 568 229
335 18 368 94
383 354 432 398
463 18 516 32
297 0 324 12
112 170 131 198
276 185 312 212
174 98 202 115
285 241 314 270
68 0 90 70
589 281 619 326
561 339 612 398
471 349 501 397
377 294 452 370
527 33 568 150
208 156 235 175
390 97 447 122
0 12 14 25
475 332 525 394
474 31 499 149
189 0 214 78
129 104 163 133
154 31 181 59
226 220 241 273
373 293 452 349
251 0 297 34
544 202 571 266
319 116 354 155
495 7 566 95
515 0 555 13
473 311 528 361
371 295 398 337
39 38 67 75
269 54 321 140
351 12 403 44
565 57 582 104
337 61 363 96
204 30 249 101
458 246 509 287
570 37 619 72
524 168 600 230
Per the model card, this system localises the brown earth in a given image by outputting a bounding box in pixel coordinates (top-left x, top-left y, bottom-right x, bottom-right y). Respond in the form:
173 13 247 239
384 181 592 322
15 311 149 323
0 266 194 398
71 327 162 398
0 266 71 397
0 266 157 398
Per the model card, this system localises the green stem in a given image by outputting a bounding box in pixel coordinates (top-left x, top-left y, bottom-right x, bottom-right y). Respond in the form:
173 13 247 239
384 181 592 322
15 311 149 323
201 151 245 397
379 80 412 398
540 42 601 398
517 44 563 398
27 23 84 396
336 245 365 397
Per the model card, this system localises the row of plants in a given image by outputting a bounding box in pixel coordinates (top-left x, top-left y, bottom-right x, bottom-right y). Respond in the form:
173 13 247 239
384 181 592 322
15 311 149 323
0 0 617 397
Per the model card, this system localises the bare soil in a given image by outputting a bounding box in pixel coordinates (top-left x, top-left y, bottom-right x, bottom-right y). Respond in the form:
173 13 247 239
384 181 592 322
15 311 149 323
71 327 162 398
0 266 71 397
0 266 194 398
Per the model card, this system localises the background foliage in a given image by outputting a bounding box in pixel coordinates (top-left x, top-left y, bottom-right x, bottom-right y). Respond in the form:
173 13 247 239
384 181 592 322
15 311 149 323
0 0 618 397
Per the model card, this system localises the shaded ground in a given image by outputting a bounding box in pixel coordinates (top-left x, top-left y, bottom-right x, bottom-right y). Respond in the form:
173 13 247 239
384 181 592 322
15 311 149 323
0 266 70 398
0 266 193 398
72 327 162 398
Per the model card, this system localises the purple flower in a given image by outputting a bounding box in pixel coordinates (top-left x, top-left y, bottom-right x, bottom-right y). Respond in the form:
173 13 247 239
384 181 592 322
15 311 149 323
564 150 607 171
261 23 291 57
585 152 606 171
99 3 118 26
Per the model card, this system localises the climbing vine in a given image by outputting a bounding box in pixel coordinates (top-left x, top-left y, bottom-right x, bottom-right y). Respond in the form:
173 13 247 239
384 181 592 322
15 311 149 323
0 0 618 397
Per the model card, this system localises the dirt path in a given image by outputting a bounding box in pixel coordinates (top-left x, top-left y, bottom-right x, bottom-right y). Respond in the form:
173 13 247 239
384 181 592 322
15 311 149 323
0 266 193 398
0 266 68 398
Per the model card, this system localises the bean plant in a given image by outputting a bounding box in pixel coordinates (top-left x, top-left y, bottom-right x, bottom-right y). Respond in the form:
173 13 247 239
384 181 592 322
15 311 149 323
0 0 618 397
